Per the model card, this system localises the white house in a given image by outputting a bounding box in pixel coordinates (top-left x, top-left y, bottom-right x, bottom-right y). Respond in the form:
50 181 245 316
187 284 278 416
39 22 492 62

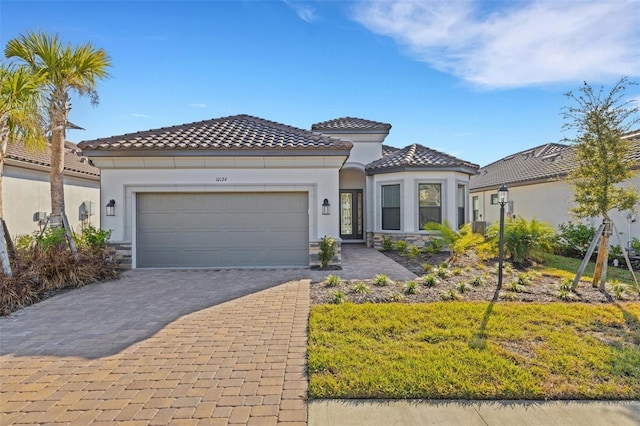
78 114 478 269
3 140 100 237
469 130 640 250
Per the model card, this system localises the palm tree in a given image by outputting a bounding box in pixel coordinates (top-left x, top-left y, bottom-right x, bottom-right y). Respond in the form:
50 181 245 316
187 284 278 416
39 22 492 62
0 62 46 219
5 31 111 223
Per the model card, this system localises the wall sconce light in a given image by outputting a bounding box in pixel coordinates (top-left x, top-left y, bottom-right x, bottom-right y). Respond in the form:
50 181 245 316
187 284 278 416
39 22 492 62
106 199 116 217
322 198 330 215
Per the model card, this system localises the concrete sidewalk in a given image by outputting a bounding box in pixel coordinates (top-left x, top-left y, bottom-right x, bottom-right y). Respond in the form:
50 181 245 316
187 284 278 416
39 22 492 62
308 399 640 425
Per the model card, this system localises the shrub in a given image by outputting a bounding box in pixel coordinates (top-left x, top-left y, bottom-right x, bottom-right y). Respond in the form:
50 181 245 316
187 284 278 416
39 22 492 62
319 235 337 268
452 267 462 276
352 282 371 294
75 225 112 251
389 292 404 302
631 237 640 255
440 290 461 301
381 235 395 252
422 274 438 287
374 274 390 286
325 274 341 287
558 277 573 292
609 245 624 265
396 240 408 256
516 272 531 286
424 222 485 255
555 222 597 258
407 245 420 259
404 281 419 294
332 291 346 304
457 282 467 293
487 216 555 265
608 279 627 300
421 263 433 273
423 238 445 255
436 265 450 279
470 276 484 287
36 226 67 250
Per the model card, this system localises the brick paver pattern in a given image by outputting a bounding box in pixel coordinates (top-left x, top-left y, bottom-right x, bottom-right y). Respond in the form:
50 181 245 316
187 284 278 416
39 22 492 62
1 280 309 425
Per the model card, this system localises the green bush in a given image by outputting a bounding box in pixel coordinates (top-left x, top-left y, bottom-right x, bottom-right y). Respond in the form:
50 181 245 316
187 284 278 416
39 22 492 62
75 225 112 251
396 240 408 256
422 274 438 287
407 245 420 259
488 216 555 265
423 238 444 255
325 274 341 287
319 235 337 268
374 274 390 286
555 222 596 258
381 235 395 252
404 281 419 294
37 226 67 250
631 238 640 255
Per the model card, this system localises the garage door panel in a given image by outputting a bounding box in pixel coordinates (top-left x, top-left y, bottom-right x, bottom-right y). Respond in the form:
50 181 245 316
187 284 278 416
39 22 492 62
137 192 308 268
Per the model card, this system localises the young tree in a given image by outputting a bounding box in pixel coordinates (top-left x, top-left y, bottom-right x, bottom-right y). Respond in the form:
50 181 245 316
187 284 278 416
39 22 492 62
562 77 639 288
4 31 111 224
0 62 46 218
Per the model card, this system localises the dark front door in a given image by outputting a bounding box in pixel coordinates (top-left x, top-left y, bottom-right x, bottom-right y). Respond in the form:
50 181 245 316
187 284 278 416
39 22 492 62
340 189 363 240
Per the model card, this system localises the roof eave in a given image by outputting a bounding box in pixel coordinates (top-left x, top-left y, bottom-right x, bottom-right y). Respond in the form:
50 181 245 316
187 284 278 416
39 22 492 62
80 148 353 158
366 165 479 176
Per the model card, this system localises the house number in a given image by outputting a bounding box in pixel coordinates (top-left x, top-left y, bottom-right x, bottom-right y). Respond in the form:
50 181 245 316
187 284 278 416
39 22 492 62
215 177 228 182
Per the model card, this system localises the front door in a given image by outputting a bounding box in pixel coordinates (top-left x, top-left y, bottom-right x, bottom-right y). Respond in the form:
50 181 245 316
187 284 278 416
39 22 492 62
340 189 363 240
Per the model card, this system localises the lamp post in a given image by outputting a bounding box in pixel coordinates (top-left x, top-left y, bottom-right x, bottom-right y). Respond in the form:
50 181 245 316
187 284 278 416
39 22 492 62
497 185 509 288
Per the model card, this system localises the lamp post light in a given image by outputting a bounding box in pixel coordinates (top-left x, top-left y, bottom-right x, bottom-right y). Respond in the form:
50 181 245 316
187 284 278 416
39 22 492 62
497 185 509 288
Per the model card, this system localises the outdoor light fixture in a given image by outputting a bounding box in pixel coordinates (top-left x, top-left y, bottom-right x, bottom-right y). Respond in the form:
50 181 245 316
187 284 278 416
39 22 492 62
497 185 509 288
322 198 330 215
106 199 116 217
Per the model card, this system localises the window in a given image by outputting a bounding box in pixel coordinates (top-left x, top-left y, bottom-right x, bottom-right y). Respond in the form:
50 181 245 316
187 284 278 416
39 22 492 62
457 184 466 229
381 184 400 230
490 194 499 205
472 196 480 221
419 183 441 228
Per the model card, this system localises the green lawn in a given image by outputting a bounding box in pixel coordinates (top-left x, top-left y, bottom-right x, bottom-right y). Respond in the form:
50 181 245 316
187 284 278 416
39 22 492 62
541 253 638 286
308 302 640 399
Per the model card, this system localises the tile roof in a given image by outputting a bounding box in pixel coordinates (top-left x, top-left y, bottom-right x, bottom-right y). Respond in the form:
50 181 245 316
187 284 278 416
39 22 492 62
6 140 100 177
311 117 392 131
365 143 479 175
78 114 353 154
382 144 400 157
470 130 640 191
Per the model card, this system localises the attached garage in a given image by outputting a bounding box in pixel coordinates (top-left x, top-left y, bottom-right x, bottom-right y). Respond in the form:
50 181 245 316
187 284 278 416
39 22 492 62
137 192 309 268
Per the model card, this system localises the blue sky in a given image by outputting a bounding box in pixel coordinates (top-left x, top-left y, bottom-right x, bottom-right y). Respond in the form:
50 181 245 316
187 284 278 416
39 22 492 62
2 0 639 166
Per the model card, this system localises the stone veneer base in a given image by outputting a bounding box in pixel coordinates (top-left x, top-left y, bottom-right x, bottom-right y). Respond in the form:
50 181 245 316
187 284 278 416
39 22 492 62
366 231 436 250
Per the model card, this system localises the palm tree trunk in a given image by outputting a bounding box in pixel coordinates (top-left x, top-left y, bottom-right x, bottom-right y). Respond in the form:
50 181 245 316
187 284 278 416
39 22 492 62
0 115 9 219
49 91 67 225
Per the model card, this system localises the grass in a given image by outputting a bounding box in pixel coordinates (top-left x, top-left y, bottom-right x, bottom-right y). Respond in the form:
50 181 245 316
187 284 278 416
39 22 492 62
541 253 637 286
308 302 640 399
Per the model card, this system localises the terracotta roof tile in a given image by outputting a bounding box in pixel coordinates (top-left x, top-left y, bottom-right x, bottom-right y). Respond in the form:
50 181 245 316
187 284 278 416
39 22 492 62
470 130 640 191
366 143 479 174
78 114 353 153
6 141 99 177
311 117 392 131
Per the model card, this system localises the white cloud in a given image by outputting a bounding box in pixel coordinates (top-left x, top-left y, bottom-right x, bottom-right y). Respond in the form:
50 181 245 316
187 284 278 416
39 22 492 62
284 1 318 23
189 103 207 108
352 1 640 89
130 113 152 118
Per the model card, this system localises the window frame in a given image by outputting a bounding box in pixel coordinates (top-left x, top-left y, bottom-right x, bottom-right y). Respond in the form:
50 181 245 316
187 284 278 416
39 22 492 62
417 181 445 230
381 183 402 231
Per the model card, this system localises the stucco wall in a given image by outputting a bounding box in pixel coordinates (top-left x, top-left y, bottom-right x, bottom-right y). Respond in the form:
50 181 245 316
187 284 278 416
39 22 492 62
98 164 341 248
471 173 640 248
3 165 100 236
368 171 471 234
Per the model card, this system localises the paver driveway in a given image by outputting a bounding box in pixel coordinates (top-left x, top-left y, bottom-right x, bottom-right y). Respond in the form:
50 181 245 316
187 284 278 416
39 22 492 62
1 269 312 425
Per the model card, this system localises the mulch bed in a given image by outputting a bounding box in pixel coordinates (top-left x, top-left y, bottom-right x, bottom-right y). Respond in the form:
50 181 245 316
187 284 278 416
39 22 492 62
310 250 640 305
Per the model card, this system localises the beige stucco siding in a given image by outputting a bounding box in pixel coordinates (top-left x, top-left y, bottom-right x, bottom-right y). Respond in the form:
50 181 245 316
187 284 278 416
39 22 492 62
471 173 640 247
3 164 100 236
98 164 341 247
370 171 471 233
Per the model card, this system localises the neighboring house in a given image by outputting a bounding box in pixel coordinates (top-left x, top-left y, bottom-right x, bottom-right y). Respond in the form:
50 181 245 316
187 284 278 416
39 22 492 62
470 130 640 249
3 140 100 237
78 114 479 269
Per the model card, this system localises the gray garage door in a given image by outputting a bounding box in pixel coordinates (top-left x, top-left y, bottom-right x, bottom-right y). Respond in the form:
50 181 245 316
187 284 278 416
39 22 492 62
136 192 309 268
